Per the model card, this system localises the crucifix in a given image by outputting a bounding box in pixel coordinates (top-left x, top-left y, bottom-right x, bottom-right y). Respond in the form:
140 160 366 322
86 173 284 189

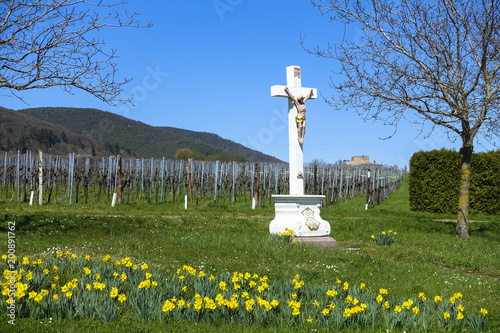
271 65 317 196
269 66 333 243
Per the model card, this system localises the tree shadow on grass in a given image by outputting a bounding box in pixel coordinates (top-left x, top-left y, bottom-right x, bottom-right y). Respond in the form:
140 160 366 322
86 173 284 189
0 214 142 236
0 215 79 234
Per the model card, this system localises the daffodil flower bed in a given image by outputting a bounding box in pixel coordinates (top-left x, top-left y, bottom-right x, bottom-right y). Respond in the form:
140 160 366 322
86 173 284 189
371 230 397 245
0 253 489 331
269 228 296 243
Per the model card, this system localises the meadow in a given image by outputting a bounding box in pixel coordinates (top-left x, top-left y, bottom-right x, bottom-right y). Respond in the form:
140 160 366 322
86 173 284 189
0 178 498 332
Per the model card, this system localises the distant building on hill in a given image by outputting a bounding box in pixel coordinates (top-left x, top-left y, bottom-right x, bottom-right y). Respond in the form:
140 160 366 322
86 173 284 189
346 155 377 166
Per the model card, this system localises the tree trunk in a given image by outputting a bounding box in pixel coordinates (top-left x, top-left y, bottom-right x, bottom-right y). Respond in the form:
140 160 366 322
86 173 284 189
457 144 473 237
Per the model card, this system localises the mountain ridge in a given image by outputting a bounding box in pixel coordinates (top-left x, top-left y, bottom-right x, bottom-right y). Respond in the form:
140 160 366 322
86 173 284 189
10 106 282 162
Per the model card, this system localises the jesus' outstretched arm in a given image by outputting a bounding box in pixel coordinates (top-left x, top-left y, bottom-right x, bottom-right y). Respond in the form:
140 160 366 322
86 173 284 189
284 87 299 107
302 89 313 103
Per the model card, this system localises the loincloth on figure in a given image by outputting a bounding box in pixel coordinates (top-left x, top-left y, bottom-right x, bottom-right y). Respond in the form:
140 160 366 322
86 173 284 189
295 115 306 123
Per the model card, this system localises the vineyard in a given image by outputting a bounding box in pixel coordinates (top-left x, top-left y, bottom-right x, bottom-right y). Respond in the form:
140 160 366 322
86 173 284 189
1 151 404 208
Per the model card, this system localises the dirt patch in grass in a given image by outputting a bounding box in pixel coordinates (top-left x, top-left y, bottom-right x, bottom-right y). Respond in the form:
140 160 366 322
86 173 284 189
462 269 500 278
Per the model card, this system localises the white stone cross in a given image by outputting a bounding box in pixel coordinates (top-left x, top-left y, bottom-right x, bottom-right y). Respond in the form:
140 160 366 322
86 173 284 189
271 65 317 195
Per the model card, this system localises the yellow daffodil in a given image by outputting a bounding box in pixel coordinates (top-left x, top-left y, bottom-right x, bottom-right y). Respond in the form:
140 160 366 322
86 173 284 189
162 300 175 313
326 289 338 297
110 287 118 298
245 299 255 312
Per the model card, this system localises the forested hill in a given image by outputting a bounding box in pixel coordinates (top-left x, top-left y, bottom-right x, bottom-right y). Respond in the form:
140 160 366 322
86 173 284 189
15 107 282 162
0 106 111 156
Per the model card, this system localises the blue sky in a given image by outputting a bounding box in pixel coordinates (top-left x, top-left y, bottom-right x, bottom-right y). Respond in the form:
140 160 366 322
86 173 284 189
2 1 495 167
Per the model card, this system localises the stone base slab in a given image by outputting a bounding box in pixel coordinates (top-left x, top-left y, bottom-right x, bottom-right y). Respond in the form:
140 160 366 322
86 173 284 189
294 236 337 248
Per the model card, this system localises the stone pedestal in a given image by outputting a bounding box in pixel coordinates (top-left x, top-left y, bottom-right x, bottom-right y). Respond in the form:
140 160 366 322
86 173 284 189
270 195 333 238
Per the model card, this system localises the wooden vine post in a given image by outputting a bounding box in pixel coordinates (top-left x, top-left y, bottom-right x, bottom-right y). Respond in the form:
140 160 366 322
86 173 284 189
188 158 193 206
118 155 122 204
253 162 258 208
38 150 43 205
366 169 372 210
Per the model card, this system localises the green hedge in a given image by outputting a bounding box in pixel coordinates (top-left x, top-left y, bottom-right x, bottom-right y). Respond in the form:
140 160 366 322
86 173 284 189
409 149 500 214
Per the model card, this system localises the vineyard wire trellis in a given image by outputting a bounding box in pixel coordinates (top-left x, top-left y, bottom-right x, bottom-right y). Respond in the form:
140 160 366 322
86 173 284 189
0 151 404 208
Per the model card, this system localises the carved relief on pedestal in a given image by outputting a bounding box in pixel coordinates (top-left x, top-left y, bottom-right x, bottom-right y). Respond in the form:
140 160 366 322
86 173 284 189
301 207 320 231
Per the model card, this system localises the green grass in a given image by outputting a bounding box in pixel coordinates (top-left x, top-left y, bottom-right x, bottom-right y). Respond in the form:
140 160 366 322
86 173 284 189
0 177 498 332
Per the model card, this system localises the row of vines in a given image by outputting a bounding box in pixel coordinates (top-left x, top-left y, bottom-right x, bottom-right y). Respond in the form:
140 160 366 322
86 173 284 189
0 151 404 208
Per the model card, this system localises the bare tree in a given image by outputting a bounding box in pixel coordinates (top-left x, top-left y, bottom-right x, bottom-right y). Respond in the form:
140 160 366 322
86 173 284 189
1 0 151 104
304 0 500 237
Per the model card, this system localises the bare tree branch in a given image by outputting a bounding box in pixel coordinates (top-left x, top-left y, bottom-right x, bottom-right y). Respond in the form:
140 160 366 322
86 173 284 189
0 0 151 105
305 0 499 145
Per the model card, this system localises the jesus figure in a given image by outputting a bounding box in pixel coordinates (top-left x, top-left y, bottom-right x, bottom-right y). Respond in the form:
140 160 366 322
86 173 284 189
284 87 313 144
